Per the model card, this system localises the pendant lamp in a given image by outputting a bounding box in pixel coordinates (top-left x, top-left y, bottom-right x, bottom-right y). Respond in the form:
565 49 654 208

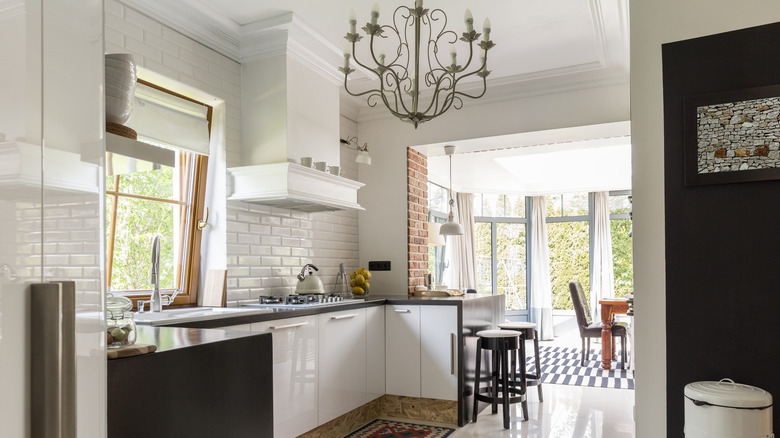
439 145 463 236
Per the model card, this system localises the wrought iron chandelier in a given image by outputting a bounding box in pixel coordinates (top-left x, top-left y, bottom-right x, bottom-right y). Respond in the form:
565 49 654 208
339 1 495 128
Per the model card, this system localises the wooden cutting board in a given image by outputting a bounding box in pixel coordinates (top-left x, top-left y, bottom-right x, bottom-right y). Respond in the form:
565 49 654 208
201 269 227 307
107 344 157 360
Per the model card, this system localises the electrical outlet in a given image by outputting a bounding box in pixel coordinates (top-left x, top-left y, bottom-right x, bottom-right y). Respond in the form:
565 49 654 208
368 261 391 271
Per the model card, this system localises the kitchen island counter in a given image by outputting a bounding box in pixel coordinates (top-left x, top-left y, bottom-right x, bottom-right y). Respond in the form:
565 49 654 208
108 326 273 438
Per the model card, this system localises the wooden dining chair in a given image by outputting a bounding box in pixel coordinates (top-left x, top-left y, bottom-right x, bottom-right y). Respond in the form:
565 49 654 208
568 281 628 367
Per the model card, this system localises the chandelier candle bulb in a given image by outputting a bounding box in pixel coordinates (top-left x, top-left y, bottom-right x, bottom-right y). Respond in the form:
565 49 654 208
465 9 473 33
349 9 356 33
378 47 386 65
343 43 351 68
449 44 457 65
483 17 491 41
371 2 379 25
416 0 423 9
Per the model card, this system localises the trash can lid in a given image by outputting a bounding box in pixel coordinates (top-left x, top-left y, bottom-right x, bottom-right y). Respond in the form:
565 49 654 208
684 379 773 409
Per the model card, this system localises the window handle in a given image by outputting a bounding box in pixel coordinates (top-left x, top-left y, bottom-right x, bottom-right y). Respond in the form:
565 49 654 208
197 207 209 230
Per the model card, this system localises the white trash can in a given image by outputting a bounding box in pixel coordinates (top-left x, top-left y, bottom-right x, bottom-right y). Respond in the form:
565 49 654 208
685 379 774 438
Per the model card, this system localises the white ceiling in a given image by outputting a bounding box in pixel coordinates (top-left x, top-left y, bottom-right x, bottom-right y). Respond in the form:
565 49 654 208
121 0 631 195
420 121 631 195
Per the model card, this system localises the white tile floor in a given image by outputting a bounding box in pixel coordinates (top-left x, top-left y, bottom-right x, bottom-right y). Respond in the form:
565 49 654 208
452 315 636 437
452 384 635 437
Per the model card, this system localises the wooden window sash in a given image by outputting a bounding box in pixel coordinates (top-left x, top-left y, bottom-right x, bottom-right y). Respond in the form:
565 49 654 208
108 155 208 310
105 80 212 310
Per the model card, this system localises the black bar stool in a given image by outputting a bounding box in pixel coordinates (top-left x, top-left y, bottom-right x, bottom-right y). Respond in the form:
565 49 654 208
472 329 528 429
498 321 544 402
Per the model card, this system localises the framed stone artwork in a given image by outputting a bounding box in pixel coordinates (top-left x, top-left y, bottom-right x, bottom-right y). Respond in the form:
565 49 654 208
684 84 780 186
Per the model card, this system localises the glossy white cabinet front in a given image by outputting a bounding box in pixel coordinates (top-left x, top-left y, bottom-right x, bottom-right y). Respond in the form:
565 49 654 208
318 308 367 425
385 305 421 397
1 0 105 436
420 306 458 400
366 305 386 401
250 316 319 438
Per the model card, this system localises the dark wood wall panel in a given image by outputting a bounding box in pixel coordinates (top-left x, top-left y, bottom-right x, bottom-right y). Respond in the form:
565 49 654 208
662 22 780 437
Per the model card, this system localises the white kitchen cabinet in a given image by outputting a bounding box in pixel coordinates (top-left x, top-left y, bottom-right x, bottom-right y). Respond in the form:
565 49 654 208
250 316 319 438
385 305 421 397
366 305 385 401
318 308 367 425
386 305 459 400
420 306 458 400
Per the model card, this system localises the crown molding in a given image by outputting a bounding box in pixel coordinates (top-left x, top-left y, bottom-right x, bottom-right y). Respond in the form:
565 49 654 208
119 1 371 86
119 0 242 61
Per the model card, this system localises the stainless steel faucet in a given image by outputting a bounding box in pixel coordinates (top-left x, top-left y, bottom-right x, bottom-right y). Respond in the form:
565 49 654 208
150 235 162 312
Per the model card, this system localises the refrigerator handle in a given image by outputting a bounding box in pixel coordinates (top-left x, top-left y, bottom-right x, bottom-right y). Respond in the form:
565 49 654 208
31 281 76 438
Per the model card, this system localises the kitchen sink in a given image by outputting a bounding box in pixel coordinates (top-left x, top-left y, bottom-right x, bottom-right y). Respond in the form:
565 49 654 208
134 307 272 326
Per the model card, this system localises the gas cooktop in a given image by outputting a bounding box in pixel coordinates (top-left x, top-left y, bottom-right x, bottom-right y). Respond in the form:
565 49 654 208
241 293 364 309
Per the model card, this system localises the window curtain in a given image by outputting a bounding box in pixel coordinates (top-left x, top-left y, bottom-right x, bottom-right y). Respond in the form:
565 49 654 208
454 192 477 290
591 191 615 321
530 196 554 340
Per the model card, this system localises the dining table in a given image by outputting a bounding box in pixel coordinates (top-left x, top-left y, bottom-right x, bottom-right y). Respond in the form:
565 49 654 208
598 298 630 370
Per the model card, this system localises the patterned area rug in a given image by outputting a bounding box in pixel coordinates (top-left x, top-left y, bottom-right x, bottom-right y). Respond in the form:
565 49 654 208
527 346 634 389
344 419 456 438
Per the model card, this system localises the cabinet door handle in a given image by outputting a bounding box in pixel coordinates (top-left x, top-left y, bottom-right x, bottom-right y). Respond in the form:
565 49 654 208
450 333 456 375
330 314 358 320
395 309 411 313
269 322 308 330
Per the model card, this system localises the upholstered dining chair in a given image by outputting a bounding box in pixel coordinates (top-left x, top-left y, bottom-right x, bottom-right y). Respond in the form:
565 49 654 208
568 281 628 367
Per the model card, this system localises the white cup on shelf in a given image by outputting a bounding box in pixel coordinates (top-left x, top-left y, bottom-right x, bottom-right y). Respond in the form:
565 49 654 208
300 157 313 167
314 161 327 171
328 165 341 176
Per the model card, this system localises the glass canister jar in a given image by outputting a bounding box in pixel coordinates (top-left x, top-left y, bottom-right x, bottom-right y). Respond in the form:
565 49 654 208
106 294 136 348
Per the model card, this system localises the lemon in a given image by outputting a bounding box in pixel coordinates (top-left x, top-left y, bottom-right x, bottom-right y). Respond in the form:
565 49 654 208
352 286 365 295
364 282 370 290
354 274 365 286
364 270 372 280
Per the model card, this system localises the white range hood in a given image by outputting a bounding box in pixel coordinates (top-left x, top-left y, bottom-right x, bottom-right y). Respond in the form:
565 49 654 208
226 14 364 212
228 162 363 212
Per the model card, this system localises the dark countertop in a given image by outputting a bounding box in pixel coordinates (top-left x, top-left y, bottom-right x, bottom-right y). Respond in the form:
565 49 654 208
133 325 261 353
128 294 502 353
170 293 499 329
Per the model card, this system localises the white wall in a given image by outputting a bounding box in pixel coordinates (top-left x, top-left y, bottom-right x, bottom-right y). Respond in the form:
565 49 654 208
106 1 363 304
630 2 780 436
357 82 630 295
104 0 243 167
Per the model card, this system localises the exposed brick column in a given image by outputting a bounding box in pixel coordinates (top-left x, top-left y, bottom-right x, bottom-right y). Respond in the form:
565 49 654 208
407 148 428 295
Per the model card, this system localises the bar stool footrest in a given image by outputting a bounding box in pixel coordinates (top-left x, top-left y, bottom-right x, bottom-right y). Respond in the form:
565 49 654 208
474 386 527 405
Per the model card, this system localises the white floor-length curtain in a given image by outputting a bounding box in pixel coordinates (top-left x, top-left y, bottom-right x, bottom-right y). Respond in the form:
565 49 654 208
591 191 615 321
529 196 554 340
455 192 477 290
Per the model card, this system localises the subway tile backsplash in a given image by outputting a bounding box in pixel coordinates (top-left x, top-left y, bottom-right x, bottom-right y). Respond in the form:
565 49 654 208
225 202 359 306
226 134 361 306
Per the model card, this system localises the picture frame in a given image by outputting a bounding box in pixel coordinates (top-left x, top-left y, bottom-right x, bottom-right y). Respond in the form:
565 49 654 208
684 84 780 186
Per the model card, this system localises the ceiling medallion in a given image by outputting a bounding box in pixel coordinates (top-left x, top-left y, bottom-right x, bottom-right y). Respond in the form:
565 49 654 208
340 0 495 128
